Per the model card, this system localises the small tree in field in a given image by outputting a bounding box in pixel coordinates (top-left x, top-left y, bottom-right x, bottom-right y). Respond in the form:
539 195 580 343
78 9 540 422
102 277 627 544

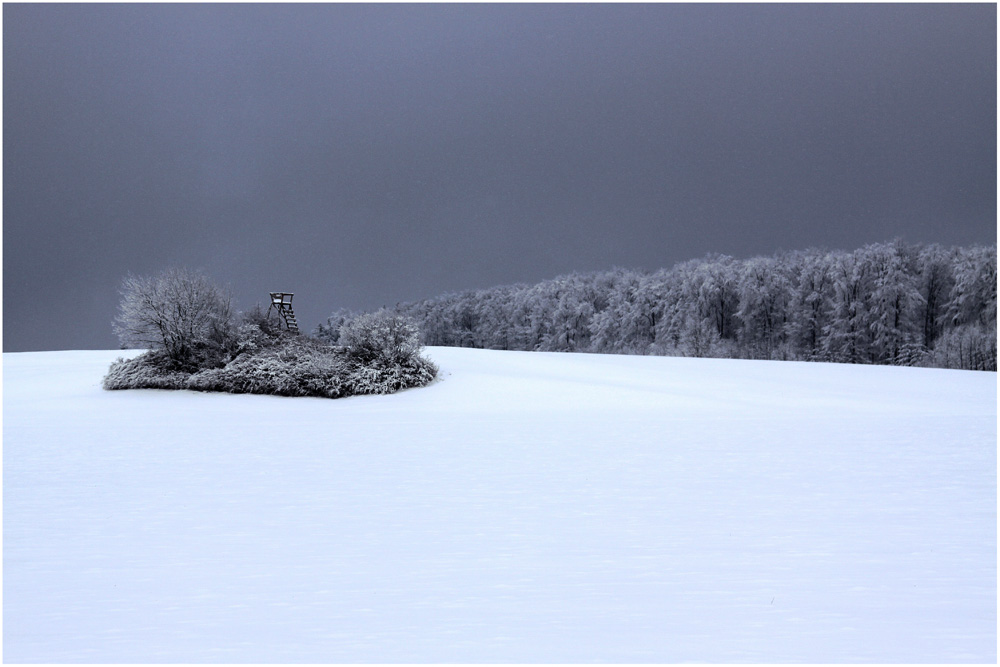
112 268 236 370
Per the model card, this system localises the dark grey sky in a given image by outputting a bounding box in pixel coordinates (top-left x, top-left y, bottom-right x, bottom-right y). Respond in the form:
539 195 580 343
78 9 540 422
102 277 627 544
4 3 996 352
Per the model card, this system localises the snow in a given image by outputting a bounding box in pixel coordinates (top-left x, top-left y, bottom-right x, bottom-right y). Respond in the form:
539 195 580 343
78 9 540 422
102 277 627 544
4 347 996 662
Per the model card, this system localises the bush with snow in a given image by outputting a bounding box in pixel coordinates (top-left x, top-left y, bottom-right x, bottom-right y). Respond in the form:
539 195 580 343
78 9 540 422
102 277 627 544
185 334 353 398
101 350 192 391
104 281 438 398
344 354 439 395
338 309 423 366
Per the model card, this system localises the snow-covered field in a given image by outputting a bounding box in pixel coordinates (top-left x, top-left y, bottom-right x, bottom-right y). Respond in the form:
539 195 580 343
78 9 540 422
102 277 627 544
4 347 996 662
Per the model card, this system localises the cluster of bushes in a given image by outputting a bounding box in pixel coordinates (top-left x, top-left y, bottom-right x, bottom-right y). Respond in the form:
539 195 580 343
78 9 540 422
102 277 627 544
104 269 437 398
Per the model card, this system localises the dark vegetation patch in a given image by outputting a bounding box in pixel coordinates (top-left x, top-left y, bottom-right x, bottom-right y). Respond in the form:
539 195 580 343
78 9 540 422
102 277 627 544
105 318 437 398
104 269 437 398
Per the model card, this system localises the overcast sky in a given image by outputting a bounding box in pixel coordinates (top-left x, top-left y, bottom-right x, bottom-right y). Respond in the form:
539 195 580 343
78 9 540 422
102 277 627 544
4 3 996 352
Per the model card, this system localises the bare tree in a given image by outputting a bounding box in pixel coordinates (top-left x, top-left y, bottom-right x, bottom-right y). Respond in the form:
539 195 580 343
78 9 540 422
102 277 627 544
112 268 236 370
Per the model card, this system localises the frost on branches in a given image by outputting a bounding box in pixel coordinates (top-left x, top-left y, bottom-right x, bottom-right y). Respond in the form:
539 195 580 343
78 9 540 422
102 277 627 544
383 241 995 371
104 274 437 398
112 268 238 372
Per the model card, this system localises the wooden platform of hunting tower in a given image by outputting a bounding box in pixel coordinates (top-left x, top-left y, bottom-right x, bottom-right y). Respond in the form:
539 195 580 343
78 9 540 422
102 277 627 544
268 292 299 333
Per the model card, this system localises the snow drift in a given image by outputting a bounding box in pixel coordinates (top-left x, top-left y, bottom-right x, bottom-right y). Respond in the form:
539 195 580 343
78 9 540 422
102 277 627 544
3 347 996 662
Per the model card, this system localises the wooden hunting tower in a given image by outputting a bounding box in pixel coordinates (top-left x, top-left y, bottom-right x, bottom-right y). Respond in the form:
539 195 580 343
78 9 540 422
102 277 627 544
268 292 299 333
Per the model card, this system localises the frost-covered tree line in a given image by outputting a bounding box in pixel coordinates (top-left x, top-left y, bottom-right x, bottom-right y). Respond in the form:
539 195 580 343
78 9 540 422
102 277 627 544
319 241 996 371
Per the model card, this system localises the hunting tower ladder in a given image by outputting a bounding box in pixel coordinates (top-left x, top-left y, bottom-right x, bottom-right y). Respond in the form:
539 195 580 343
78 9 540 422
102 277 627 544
268 292 300 334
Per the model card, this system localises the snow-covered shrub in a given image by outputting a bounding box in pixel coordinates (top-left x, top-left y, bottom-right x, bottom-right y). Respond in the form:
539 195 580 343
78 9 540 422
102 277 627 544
344 354 439 395
112 268 237 371
102 351 191 391
239 303 287 337
185 329 437 398
233 305 299 357
186 337 352 398
338 310 423 366
105 294 438 398
890 342 929 367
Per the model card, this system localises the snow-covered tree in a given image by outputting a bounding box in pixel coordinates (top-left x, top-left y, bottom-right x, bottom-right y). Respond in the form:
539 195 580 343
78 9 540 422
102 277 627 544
471 285 517 351
694 255 740 343
784 248 837 361
441 291 479 348
736 255 791 359
862 241 924 365
914 244 955 350
544 273 599 352
934 244 998 370
112 268 236 370
315 307 358 345
822 251 873 364
948 244 997 330
518 280 558 351
589 268 650 353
